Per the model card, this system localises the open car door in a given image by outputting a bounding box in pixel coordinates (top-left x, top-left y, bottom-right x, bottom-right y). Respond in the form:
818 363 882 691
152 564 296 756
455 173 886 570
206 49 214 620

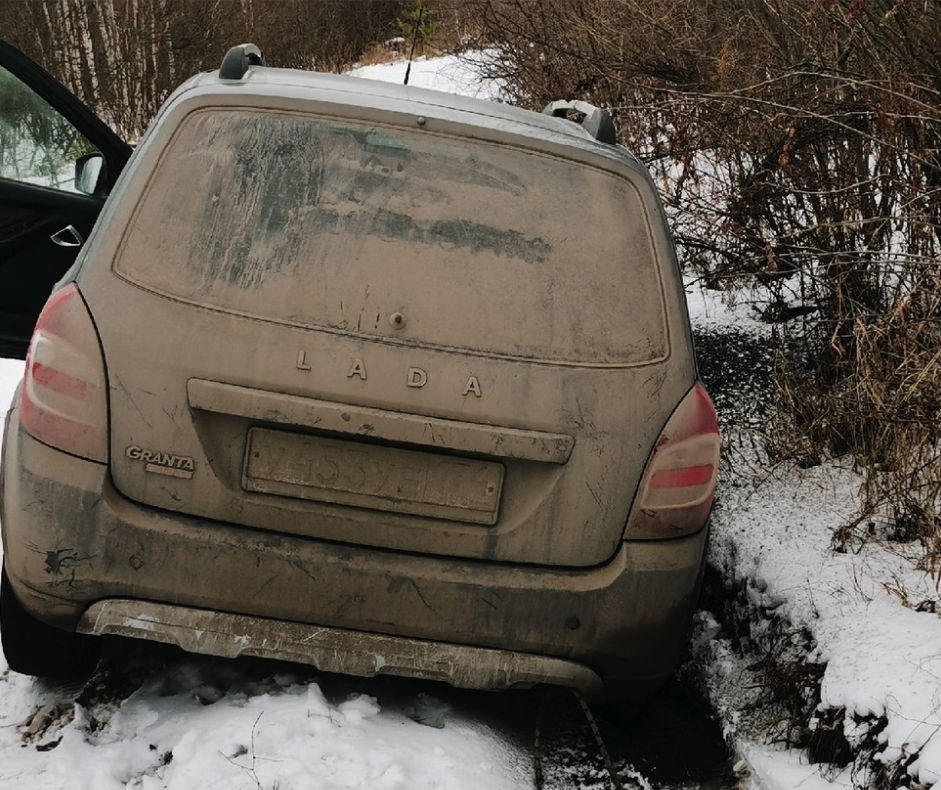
0 40 132 359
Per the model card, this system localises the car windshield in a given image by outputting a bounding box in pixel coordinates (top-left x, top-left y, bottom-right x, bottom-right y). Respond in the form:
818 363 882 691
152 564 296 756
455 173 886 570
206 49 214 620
114 108 667 365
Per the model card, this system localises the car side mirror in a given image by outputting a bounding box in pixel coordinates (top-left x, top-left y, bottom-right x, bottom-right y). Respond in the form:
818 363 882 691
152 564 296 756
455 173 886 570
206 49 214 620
75 152 105 195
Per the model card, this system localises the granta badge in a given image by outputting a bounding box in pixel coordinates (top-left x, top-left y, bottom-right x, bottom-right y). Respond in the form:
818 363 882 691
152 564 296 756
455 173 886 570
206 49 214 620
126 446 195 479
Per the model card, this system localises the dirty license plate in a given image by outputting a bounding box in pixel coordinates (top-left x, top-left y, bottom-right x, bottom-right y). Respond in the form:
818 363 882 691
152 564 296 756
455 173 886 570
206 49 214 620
243 428 503 525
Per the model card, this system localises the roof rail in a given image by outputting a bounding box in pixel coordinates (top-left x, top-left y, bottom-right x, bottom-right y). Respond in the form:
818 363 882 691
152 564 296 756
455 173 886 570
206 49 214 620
219 43 266 81
543 100 617 144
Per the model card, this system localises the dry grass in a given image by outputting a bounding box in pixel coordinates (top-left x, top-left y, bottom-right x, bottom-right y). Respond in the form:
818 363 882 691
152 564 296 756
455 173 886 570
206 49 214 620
769 273 941 578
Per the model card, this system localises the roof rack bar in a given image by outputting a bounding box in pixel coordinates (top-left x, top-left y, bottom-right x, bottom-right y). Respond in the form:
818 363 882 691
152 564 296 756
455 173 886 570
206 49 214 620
543 100 617 144
219 43 266 81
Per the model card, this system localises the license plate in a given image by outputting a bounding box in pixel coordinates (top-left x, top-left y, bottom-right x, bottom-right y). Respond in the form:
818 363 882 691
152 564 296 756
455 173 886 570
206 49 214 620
243 428 504 525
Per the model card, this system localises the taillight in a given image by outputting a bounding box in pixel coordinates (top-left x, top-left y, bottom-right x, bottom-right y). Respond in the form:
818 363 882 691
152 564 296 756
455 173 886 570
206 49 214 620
625 382 719 539
19 284 109 463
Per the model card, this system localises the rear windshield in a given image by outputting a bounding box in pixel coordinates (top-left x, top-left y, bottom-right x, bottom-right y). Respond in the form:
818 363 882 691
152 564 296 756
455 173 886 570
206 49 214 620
114 109 668 365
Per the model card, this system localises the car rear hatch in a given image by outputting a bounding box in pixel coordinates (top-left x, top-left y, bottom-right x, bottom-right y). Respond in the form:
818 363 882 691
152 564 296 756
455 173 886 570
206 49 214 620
78 94 695 568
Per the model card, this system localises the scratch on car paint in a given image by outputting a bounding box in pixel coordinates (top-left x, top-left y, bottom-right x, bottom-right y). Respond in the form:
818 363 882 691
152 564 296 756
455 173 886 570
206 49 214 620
388 577 436 615
254 572 278 597
574 394 597 434
163 487 182 503
117 381 153 430
585 479 607 512
287 559 317 584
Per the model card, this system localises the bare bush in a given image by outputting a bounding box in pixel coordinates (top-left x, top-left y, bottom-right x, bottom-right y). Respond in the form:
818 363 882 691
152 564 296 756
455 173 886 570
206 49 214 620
464 0 941 571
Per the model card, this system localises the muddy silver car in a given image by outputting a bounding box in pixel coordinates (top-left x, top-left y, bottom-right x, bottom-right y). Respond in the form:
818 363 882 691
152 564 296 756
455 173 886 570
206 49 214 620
0 43 718 701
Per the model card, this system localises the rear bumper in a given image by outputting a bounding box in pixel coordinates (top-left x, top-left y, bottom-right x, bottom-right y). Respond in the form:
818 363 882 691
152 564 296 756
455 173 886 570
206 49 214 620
1 410 708 700
79 599 606 696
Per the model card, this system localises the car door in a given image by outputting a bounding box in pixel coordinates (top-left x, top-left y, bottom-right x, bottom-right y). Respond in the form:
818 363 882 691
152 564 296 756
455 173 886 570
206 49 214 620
0 40 132 359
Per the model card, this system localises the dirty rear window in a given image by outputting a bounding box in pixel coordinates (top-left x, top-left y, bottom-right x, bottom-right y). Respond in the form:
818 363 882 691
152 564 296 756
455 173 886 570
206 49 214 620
114 109 667 365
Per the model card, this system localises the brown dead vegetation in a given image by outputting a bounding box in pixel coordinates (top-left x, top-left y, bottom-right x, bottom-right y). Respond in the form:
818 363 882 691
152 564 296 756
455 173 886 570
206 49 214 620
459 0 941 574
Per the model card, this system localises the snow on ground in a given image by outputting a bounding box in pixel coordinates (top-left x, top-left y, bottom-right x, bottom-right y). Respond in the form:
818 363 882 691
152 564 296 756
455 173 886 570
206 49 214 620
0 358 20 407
684 282 768 334
686 279 941 789
348 49 506 101
0 654 529 790
10 680 527 789
708 458 941 788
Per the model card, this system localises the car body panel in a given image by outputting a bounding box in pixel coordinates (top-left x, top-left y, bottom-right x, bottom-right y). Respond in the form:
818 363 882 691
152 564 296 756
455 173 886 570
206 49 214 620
85 297 693 566
67 78 697 568
2 409 707 700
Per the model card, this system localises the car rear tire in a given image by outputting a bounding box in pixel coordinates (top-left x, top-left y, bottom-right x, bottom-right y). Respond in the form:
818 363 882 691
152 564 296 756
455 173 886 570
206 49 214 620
0 566 99 680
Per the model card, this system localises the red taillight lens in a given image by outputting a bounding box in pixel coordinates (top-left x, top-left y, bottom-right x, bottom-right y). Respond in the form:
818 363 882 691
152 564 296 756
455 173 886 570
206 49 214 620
19 285 109 463
625 382 719 539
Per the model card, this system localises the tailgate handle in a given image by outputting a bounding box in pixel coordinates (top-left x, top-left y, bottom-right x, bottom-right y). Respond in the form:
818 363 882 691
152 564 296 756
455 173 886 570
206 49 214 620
187 378 574 464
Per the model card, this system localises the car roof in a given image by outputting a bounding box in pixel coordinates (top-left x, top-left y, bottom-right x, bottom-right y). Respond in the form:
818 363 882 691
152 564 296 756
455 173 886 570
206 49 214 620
175 65 640 166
